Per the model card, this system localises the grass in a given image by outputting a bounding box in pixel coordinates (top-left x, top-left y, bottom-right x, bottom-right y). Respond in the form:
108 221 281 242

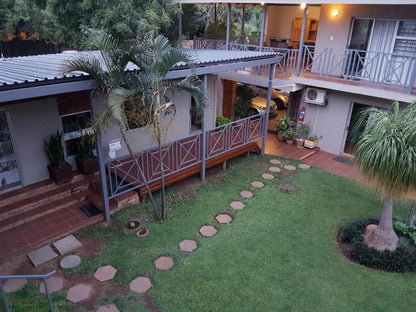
2 154 416 311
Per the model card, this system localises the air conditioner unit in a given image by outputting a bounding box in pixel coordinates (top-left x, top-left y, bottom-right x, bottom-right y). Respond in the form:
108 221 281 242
304 87 327 105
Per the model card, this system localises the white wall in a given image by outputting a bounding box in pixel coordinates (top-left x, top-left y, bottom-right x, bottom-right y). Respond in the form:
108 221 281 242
5 98 61 186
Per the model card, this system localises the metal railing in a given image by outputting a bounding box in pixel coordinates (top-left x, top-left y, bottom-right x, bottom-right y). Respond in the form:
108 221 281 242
0 271 56 312
106 114 265 198
193 38 416 93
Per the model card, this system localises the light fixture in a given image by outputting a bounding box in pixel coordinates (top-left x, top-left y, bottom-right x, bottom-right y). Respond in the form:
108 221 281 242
331 9 340 16
260 2 265 6
300 3 307 9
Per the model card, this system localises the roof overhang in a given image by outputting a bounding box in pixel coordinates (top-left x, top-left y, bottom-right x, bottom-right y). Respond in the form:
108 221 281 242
175 0 415 4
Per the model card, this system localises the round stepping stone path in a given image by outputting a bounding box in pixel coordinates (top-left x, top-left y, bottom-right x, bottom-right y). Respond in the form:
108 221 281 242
298 163 310 169
216 214 233 224
154 256 174 270
97 304 120 312
39 276 64 294
66 284 92 303
269 166 281 173
179 239 197 252
3 278 27 293
262 173 274 180
94 265 117 282
251 181 264 188
270 159 281 165
60 255 81 269
130 277 152 293
284 164 297 171
240 190 253 199
199 225 217 237
230 201 245 210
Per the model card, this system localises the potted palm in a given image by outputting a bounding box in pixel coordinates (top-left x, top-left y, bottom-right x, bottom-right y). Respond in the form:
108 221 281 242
44 131 74 184
76 131 99 175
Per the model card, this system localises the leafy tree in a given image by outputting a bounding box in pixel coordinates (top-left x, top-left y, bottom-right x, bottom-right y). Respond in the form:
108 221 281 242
352 101 416 251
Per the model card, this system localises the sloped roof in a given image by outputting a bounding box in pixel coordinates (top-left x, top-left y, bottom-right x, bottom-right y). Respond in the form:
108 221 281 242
176 0 415 4
0 49 276 90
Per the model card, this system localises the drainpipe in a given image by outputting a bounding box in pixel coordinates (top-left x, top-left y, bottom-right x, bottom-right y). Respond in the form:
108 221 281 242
261 62 277 155
295 4 308 76
178 3 183 48
91 94 111 223
260 4 267 51
226 3 231 50
201 75 208 182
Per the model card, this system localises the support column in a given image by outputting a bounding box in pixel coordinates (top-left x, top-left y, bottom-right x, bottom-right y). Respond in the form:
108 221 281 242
91 94 111 222
201 75 208 182
178 3 183 48
260 4 267 51
295 5 308 76
261 63 277 155
226 3 231 50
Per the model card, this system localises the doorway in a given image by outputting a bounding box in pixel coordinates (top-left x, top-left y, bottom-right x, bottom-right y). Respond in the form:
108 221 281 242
343 103 368 154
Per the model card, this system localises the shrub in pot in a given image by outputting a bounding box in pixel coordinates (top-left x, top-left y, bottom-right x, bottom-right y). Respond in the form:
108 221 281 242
44 131 73 184
295 123 310 148
76 131 99 175
275 115 293 141
284 128 296 144
304 134 322 149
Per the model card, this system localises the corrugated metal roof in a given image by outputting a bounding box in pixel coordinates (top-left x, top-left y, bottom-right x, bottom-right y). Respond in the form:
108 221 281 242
0 49 276 90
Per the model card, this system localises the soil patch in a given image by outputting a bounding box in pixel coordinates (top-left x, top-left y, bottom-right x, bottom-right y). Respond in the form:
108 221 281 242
280 169 299 178
277 183 298 193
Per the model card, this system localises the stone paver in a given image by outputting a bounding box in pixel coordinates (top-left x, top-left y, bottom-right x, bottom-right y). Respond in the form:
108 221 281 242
262 173 274 180
240 190 253 199
179 239 197 252
216 214 233 224
251 181 264 188
60 255 81 269
298 163 311 169
154 256 174 270
269 166 281 173
27 245 58 267
130 277 152 293
3 278 27 293
97 304 120 312
66 284 92 303
199 225 217 237
270 159 281 165
39 276 64 294
52 235 82 255
284 165 297 171
94 265 117 282
230 201 245 210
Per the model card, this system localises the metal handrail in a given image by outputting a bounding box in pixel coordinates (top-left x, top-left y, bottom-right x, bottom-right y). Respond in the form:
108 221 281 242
0 270 56 312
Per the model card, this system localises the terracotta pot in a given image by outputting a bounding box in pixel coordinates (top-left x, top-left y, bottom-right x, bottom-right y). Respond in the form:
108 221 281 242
295 139 304 148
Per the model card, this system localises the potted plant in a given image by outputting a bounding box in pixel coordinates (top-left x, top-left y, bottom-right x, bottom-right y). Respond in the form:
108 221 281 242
44 131 73 184
285 128 297 144
76 130 99 174
275 115 293 141
304 134 322 149
295 123 311 148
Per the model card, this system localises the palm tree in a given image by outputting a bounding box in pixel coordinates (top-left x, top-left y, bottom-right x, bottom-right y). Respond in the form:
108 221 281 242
352 101 416 251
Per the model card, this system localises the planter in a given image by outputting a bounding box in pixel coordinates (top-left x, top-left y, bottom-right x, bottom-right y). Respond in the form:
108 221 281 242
277 133 285 141
136 228 150 238
76 156 99 175
295 139 304 148
47 162 74 185
123 218 147 234
286 139 294 144
304 139 318 149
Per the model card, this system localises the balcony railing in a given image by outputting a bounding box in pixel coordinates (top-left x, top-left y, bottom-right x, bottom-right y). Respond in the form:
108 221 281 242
193 38 416 93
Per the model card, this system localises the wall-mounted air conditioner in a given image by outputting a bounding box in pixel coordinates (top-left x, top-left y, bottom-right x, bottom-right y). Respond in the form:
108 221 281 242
304 87 327 105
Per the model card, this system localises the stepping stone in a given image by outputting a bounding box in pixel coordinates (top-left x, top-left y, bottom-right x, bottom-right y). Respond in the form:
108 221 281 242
39 276 64 294
270 159 281 165
240 190 253 199
179 239 197 252
269 166 281 173
154 256 174 270
130 277 152 293
3 278 27 293
60 255 81 269
262 173 274 180
230 201 245 210
199 225 217 237
284 165 297 171
251 181 264 188
27 245 58 267
216 214 232 224
66 284 92 303
97 304 120 312
52 235 82 255
298 163 310 169
94 265 117 282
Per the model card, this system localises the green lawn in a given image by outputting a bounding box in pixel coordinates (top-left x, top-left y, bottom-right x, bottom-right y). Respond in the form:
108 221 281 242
2 155 416 311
